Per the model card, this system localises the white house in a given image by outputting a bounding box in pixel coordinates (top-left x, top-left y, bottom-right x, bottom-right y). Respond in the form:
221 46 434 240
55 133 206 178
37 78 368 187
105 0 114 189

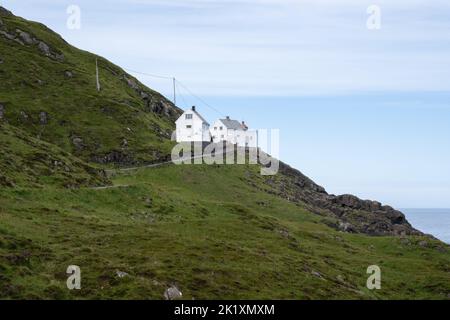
175 106 211 142
210 117 258 148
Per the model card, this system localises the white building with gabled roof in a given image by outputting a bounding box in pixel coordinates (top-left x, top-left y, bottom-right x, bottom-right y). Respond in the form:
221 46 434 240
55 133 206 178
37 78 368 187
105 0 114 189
175 106 211 142
175 108 258 147
210 116 258 148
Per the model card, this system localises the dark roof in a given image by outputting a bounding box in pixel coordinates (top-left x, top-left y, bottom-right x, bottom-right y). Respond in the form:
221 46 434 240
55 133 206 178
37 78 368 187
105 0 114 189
220 118 245 130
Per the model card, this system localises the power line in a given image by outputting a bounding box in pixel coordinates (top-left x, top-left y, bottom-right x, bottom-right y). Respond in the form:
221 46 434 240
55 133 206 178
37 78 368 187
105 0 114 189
122 67 173 80
175 81 189 109
175 80 225 117
122 66 224 117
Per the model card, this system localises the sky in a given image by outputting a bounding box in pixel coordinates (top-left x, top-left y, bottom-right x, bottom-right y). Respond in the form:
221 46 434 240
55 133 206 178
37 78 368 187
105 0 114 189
2 0 450 208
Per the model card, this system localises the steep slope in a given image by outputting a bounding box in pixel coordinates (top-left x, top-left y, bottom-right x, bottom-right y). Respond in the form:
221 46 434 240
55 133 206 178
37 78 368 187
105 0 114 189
0 7 181 166
0 122 108 188
256 161 421 236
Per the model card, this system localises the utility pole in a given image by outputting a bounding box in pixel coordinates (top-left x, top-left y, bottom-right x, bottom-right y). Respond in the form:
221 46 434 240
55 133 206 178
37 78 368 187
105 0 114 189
173 77 176 106
96 58 101 92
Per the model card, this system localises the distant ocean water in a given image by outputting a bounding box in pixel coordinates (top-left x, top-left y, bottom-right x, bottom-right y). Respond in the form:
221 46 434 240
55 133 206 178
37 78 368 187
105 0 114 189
402 209 450 244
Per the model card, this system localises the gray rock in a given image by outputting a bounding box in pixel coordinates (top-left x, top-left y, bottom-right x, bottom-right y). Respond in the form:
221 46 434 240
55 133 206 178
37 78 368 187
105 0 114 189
339 221 354 233
72 137 84 150
39 111 48 125
311 271 325 280
13 38 24 46
418 241 428 248
144 197 153 207
336 275 346 283
0 58 3 64
336 195 362 209
0 104 4 119
55 53 65 61
0 30 15 40
140 91 149 99
64 71 73 78
278 229 290 239
116 270 129 278
38 41 50 55
16 29 33 45
164 286 183 300
20 111 29 121
121 139 128 148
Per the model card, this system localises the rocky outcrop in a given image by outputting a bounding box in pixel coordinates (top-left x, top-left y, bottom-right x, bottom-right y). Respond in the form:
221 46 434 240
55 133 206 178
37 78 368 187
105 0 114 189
0 6 12 16
0 14 64 61
122 75 182 121
257 161 421 237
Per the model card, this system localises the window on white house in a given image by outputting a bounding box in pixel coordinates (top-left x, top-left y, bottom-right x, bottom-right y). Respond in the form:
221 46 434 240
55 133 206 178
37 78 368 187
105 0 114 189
220 127 223 130
186 125 192 129
185 114 193 119
221 135 224 138
214 127 217 130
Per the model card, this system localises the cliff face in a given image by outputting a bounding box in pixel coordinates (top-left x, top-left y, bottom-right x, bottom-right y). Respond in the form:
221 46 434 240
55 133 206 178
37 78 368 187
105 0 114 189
275 162 420 236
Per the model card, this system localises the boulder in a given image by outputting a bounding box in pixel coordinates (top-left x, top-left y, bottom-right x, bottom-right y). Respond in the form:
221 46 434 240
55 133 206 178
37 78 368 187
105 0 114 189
64 71 73 78
38 41 50 55
418 241 428 248
72 137 84 150
116 270 129 278
20 111 29 121
0 30 15 40
16 29 33 45
336 195 362 209
164 286 183 300
39 111 48 125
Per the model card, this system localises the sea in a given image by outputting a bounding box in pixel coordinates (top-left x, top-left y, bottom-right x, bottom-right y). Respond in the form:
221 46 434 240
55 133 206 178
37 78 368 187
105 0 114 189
402 209 450 244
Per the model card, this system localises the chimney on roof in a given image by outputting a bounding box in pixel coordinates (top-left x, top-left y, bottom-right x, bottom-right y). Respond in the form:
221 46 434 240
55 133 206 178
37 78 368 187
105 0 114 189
226 116 230 120
191 106 196 111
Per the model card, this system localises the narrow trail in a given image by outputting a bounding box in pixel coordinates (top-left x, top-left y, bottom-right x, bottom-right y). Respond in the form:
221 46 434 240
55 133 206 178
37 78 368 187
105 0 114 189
91 152 231 190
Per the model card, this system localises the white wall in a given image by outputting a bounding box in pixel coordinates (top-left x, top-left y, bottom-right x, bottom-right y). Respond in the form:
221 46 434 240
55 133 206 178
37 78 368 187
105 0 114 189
210 120 258 148
176 110 211 142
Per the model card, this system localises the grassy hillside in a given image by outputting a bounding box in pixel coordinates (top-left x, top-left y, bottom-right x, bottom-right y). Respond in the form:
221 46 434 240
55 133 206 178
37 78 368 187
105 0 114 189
0 6 449 300
0 122 108 188
0 8 181 165
0 164 449 299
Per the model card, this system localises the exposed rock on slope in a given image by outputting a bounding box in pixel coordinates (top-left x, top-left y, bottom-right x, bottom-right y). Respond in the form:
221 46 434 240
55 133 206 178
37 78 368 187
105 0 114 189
258 161 421 236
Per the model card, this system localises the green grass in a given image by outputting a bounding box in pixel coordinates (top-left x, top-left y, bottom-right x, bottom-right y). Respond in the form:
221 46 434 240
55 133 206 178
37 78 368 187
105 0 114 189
0 123 108 188
0 164 448 300
1 12 179 165
1 7 449 300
